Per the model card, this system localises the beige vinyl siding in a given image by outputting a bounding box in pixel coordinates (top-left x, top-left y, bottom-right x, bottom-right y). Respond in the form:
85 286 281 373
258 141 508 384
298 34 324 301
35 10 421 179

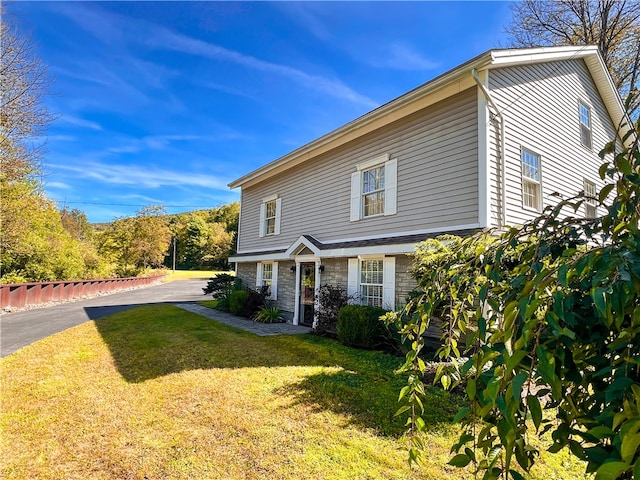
487 59 617 226
238 87 479 252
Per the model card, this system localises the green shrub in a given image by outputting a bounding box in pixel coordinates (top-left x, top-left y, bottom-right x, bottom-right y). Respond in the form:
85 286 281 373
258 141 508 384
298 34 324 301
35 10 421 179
252 306 283 323
238 286 268 318
229 289 249 316
337 304 388 349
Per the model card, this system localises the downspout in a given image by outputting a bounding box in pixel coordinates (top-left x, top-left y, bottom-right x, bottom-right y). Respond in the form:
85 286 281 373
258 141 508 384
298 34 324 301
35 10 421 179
472 68 506 228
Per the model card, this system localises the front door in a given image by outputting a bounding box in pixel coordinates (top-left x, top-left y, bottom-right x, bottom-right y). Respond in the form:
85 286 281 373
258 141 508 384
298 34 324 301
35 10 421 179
299 262 315 326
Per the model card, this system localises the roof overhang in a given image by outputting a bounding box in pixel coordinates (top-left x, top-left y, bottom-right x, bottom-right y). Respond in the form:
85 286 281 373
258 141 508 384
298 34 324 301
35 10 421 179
228 46 632 190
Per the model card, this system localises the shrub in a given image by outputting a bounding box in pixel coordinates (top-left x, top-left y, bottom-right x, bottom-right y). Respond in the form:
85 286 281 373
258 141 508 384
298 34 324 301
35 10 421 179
252 306 283 323
205 275 241 313
229 289 249 316
202 273 236 296
314 284 353 336
337 304 388 349
238 286 268 318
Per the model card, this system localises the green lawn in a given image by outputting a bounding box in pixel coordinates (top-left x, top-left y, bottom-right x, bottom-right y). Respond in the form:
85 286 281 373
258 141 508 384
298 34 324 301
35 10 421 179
0 305 587 479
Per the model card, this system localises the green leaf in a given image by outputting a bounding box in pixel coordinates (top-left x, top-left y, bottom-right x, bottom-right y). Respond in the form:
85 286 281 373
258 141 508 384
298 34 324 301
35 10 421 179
448 453 472 467
509 470 526 480
599 183 614 203
526 395 543 431
621 432 640 463
512 372 528 402
595 461 629 480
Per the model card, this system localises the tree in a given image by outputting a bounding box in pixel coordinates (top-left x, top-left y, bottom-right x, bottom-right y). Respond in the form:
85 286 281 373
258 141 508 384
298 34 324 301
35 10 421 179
0 4 55 182
507 0 640 117
97 206 171 276
388 121 640 478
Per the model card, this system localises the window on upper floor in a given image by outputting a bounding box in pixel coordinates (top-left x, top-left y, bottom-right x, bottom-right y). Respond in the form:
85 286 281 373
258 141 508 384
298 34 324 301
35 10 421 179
521 148 542 211
583 178 597 218
362 166 385 217
350 154 397 221
579 101 592 149
257 261 278 300
259 195 281 237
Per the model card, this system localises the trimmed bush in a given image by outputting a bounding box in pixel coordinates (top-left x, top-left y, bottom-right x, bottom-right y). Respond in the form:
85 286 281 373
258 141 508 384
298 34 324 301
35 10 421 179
337 304 387 349
229 289 249 316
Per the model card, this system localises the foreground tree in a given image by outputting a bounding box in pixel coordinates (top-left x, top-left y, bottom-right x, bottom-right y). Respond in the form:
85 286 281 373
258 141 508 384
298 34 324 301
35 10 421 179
388 121 640 479
507 0 640 117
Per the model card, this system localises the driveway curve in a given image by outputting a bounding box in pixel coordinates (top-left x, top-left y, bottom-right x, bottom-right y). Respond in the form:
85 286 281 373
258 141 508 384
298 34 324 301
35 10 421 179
0 279 208 358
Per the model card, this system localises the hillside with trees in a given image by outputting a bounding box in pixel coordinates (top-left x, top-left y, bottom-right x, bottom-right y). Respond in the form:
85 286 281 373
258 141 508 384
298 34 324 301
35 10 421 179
0 5 237 284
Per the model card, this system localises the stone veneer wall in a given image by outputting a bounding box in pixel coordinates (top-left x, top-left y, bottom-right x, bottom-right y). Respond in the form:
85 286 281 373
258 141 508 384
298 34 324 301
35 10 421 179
236 254 419 323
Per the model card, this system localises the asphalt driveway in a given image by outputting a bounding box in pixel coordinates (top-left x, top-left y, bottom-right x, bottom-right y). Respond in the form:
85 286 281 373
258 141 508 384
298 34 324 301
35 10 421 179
0 279 208 358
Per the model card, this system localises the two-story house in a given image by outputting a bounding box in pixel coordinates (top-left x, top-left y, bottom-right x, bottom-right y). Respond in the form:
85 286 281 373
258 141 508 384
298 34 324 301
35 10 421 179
228 46 630 327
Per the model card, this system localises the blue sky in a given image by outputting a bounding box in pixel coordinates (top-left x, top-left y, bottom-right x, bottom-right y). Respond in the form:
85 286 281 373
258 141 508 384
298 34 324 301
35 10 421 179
12 1 512 223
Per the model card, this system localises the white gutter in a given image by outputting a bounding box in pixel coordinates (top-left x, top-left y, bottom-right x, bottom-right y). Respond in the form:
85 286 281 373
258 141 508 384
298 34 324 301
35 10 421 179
472 68 506 228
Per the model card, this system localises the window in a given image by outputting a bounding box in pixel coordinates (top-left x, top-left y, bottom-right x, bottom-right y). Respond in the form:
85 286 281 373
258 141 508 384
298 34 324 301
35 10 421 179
521 149 542 211
265 200 277 235
259 195 281 237
579 101 592 149
584 179 597 218
362 166 385 217
360 259 383 307
350 154 397 221
347 256 395 309
256 262 278 300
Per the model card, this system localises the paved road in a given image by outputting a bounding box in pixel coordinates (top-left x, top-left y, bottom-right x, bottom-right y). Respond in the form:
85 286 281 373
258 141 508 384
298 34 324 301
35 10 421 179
0 279 209 358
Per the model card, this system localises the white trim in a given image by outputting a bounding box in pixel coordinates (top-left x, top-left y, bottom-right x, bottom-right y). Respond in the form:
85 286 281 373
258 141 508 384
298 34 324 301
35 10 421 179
292 257 321 326
293 262 301 325
382 256 396 310
384 158 397 216
356 153 390 171
259 203 266 238
347 258 358 298
476 69 490 228
256 263 263 289
274 197 282 235
285 235 322 257
262 193 279 202
350 172 361 222
271 262 278 301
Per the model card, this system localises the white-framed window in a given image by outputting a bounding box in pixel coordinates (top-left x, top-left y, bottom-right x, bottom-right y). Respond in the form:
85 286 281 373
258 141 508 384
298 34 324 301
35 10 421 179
583 178 597 218
347 256 395 310
350 154 397 221
256 262 278 300
579 101 592 149
359 259 383 307
521 148 542 211
362 165 385 217
259 195 281 237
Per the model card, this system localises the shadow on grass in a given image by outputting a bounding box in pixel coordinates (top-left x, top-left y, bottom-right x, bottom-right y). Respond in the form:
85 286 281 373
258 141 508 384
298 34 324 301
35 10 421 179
275 367 465 437
90 304 327 382
91 304 462 436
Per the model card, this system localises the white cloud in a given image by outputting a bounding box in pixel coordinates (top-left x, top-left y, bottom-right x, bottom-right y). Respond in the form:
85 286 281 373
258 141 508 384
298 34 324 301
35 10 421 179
59 115 102 131
365 42 440 71
53 2 378 109
147 28 378 108
51 160 230 190
45 181 71 190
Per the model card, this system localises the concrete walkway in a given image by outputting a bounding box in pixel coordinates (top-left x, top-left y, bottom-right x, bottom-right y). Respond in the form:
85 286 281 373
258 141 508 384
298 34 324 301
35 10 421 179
175 303 312 336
